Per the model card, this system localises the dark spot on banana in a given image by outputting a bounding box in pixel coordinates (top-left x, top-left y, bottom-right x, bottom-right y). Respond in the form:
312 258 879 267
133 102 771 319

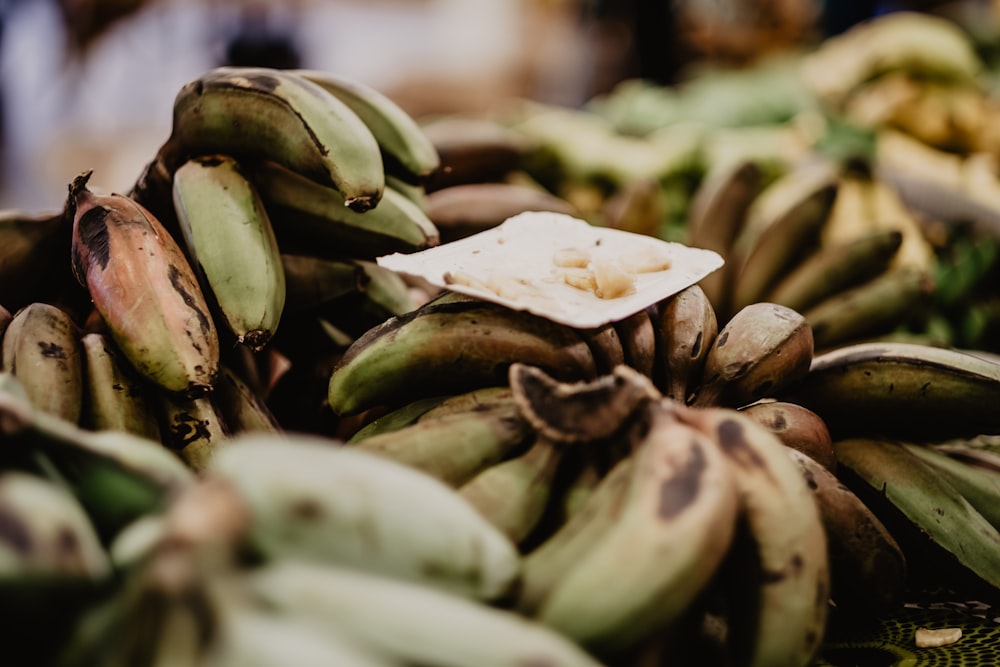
761 567 786 584
772 413 787 430
658 441 706 520
55 525 82 563
166 413 212 450
195 155 225 168
716 419 769 475
0 506 32 554
716 330 729 347
801 467 818 491
731 361 752 380
168 264 213 336
691 331 703 358
76 206 112 270
37 341 67 359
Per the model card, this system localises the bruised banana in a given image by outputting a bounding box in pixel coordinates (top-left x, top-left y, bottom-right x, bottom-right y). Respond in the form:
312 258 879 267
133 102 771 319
653 283 717 403
1 301 84 424
327 298 597 416
172 154 285 351
293 68 440 183
80 332 162 440
155 391 230 473
244 560 606 667
146 66 384 212
738 400 836 472
352 400 534 488
536 400 740 656
784 341 1000 440
691 302 814 409
208 431 522 601
67 171 220 398
675 404 829 667
249 159 438 259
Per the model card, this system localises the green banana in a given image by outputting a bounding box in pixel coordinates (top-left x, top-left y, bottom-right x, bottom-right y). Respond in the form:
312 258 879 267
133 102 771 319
293 68 440 183
691 302 814 409
172 154 285 351
250 158 438 260
739 400 836 472
351 400 534 487
327 298 597 416
150 66 385 212
902 441 1000 531
80 331 162 440
346 395 452 442
764 228 904 313
67 171 220 399
613 306 657 380
243 560 606 667
415 385 514 422
783 341 1000 439
281 254 365 313
536 400 740 656
653 284 718 403
1 301 84 424
208 431 522 601
156 391 230 473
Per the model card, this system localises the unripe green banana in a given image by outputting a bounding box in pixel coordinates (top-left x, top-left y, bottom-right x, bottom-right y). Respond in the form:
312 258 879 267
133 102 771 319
156 391 230 473
764 228 904 313
691 302 814 409
675 404 829 667
208 432 522 601
281 254 365 313
352 400 534 487
157 66 385 212
244 560 606 667
328 298 597 416
346 395 452 442
293 68 440 183
415 385 514 422
67 171 220 399
536 401 739 656
653 284 718 403
900 441 1000 531
172 154 285 351
1 301 84 423
80 331 162 440
250 159 438 259
0 209 70 311
613 306 657 380
355 259 420 317
784 341 1000 440
739 400 836 472
785 446 906 615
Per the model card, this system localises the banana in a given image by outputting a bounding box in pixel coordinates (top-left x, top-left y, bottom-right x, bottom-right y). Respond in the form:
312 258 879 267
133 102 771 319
150 66 385 212
67 171 220 399
535 400 739 656
612 306 657 380
0 304 11 339
420 115 532 191
835 436 1000 592
674 404 829 667
354 259 420 318
351 400 534 487
415 385 514 422
686 159 762 315
900 441 1000 531
0 208 71 311
578 322 626 375
346 395 453 442
249 159 439 259
213 364 281 435
802 265 934 351
653 284 718 403
738 400 836 472
243 560 606 667
764 228 904 313
327 298 597 416
293 68 440 183
208 431 522 601
171 154 285 351
425 181 578 243
155 391 230 473
783 341 1000 440
691 302 814 409
80 331 162 440
1 301 84 424
784 446 906 615
281 254 365 313
458 434 564 547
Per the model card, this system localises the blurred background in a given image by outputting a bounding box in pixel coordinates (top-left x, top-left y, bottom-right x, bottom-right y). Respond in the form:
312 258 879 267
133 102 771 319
0 0 992 212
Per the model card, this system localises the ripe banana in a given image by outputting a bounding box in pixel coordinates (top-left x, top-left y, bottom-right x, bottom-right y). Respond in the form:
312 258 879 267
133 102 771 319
764 228 904 313
784 341 1000 439
535 400 740 656
249 159 438 259
243 560 607 667
208 431 522 601
739 400 836 472
67 171 220 399
653 283 718 403
80 331 162 440
613 306 657 380
691 302 814 409
155 391 230 473
674 404 829 667
1 301 84 424
351 400 534 487
327 298 597 416
0 208 70 311
154 66 385 212
171 154 285 351
293 68 440 183
785 446 906 615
